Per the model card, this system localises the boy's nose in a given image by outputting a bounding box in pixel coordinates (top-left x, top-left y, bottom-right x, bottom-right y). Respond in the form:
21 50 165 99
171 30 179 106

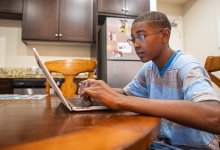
134 41 141 49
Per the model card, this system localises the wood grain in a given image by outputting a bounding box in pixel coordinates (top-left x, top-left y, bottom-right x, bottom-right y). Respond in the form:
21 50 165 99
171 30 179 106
0 96 160 150
45 60 96 98
204 56 220 88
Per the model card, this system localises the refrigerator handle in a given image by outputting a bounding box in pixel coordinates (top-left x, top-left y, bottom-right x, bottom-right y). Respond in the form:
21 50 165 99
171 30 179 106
121 0 126 12
124 0 129 13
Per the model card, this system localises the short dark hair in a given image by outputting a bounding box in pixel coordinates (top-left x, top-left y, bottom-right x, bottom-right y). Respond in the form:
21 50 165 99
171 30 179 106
133 11 171 30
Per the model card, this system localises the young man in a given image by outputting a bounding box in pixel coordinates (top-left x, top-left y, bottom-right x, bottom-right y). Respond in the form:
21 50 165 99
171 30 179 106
80 11 220 149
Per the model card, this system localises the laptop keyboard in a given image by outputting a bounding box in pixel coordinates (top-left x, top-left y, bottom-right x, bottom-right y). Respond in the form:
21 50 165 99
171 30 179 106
66 97 104 107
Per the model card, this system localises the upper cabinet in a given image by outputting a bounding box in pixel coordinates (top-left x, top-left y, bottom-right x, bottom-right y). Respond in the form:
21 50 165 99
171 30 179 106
97 0 150 17
0 0 23 14
125 0 150 16
22 0 59 41
59 0 93 42
0 0 23 20
22 0 93 43
97 0 124 15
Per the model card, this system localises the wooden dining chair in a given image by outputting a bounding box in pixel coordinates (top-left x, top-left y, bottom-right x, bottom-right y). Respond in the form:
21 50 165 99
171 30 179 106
204 56 220 88
204 56 220 143
45 59 96 98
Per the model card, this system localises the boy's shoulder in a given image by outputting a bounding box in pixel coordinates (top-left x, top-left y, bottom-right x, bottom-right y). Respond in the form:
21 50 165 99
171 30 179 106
140 50 203 75
142 51 200 70
172 51 200 69
172 51 208 80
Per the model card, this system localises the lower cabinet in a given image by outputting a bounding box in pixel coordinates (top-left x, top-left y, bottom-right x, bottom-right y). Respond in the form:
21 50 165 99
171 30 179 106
0 79 13 94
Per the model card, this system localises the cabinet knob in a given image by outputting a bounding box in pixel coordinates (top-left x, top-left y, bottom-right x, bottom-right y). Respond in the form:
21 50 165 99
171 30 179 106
54 34 58 37
121 8 125 11
59 34 62 37
125 9 129 12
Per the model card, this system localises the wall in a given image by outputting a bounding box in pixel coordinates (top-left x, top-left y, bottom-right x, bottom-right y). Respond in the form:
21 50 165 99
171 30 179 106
183 0 220 64
157 1 184 51
157 1 183 16
0 19 91 68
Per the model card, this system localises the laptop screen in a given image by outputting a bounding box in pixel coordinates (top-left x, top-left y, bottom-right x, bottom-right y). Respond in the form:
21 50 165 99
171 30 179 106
32 48 72 110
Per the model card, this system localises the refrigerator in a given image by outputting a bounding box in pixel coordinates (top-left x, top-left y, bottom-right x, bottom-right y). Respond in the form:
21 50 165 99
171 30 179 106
98 17 143 88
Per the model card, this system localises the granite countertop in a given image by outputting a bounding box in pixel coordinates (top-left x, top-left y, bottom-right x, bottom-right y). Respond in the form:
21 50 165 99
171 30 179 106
0 68 91 79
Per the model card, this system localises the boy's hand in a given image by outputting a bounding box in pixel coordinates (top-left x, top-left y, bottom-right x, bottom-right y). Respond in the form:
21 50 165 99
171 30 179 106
79 80 94 104
79 79 124 110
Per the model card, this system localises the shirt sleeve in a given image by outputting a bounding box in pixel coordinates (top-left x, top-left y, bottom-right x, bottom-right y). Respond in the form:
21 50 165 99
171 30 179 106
123 63 149 98
180 62 220 102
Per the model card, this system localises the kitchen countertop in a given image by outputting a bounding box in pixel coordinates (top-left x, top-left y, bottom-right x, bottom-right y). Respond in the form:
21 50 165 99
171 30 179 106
0 68 91 79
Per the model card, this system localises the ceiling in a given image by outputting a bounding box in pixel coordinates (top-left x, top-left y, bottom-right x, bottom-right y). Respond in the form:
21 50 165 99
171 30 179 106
157 0 191 5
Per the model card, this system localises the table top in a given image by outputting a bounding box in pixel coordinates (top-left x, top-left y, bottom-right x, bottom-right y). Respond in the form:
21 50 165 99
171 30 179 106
0 95 160 150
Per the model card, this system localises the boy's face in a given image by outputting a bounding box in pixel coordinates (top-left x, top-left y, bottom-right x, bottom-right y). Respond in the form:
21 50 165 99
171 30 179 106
131 21 167 62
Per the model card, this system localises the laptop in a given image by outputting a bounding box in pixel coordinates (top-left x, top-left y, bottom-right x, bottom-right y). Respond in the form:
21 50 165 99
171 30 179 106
32 48 108 111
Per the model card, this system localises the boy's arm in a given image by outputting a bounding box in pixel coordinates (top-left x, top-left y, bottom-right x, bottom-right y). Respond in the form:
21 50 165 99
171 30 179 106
113 88 126 95
81 79 220 134
117 96 220 134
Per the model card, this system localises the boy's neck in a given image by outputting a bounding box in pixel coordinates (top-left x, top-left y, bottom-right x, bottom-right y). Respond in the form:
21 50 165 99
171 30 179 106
153 47 174 70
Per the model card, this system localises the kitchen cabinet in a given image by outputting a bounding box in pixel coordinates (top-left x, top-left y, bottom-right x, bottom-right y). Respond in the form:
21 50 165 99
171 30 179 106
97 0 124 15
0 79 13 94
59 0 93 42
0 0 23 14
0 0 23 20
97 0 150 17
22 0 58 41
125 0 150 16
22 0 93 42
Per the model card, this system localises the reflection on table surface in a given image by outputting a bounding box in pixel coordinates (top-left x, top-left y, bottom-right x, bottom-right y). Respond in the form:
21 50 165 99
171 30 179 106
0 95 160 150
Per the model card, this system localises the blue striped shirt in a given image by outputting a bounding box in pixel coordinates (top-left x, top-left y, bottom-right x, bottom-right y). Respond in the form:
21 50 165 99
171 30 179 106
124 50 220 149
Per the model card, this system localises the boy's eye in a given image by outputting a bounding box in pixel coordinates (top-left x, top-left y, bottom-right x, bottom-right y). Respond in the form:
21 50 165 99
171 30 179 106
137 35 145 41
128 35 145 44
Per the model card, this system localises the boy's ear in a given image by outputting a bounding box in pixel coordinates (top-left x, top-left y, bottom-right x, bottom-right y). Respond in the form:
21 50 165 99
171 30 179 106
162 28 171 43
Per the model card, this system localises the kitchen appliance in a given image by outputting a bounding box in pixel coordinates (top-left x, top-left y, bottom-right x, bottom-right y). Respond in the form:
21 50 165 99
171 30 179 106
98 17 143 88
13 78 63 95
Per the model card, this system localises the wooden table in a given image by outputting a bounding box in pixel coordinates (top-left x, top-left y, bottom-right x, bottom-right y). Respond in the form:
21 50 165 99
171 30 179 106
0 96 160 150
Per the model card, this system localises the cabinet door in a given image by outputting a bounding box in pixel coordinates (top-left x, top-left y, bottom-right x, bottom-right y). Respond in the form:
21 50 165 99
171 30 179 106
59 0 93 42
125 0 150 16
0 0 23 14
0 79 13 94
98 0 125 15
22 0 59 40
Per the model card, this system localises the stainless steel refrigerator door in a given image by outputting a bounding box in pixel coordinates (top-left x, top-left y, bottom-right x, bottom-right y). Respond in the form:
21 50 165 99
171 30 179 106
107 60 143 88
106 17 139 61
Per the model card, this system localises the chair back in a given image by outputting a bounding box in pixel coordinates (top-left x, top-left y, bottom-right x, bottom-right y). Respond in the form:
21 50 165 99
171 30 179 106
45 59 96 98
204 56 220 88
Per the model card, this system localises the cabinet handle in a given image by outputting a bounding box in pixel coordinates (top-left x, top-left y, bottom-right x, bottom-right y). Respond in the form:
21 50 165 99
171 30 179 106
18 82 24 85
59 34 62 37
54 34 58 37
